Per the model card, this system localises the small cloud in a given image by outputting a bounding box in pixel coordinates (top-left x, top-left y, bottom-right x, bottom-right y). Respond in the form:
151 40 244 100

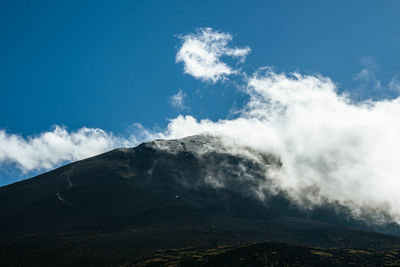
170 90 187 110
176 27 250 83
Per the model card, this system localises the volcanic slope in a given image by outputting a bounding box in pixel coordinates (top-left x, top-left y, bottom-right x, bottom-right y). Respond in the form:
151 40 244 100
1 135 400 266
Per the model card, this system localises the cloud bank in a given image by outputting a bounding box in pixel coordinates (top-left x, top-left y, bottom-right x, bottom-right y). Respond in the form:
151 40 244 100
154 69 400 224
0 126 137 172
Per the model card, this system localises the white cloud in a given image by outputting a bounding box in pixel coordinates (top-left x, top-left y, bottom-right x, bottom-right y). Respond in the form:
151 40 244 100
170 90 187 109
176 27 250 83
0 126 139 172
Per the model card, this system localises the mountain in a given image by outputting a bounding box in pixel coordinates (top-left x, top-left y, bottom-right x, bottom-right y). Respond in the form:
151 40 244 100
1 135 400 266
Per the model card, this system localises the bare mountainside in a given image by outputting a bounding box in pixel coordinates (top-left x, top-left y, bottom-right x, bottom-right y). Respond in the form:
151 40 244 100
1 135 400 266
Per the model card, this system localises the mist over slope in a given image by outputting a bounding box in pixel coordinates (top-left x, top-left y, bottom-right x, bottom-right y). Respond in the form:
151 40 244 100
154 69 400 225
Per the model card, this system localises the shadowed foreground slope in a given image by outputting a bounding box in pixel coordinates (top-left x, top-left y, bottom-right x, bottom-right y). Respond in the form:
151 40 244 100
1 135 400 266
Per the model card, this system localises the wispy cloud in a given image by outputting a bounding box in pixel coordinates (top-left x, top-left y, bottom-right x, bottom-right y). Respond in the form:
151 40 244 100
176 27 250 83
170 89 187 110
353 68 382 90
353 57 400 99
389 74 400 92
360 56 378 71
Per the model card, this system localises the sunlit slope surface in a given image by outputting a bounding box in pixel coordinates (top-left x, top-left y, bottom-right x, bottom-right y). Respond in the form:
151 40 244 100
1 135 400 266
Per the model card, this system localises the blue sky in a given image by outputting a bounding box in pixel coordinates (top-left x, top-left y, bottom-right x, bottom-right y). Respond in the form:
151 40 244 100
1 1 400 186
